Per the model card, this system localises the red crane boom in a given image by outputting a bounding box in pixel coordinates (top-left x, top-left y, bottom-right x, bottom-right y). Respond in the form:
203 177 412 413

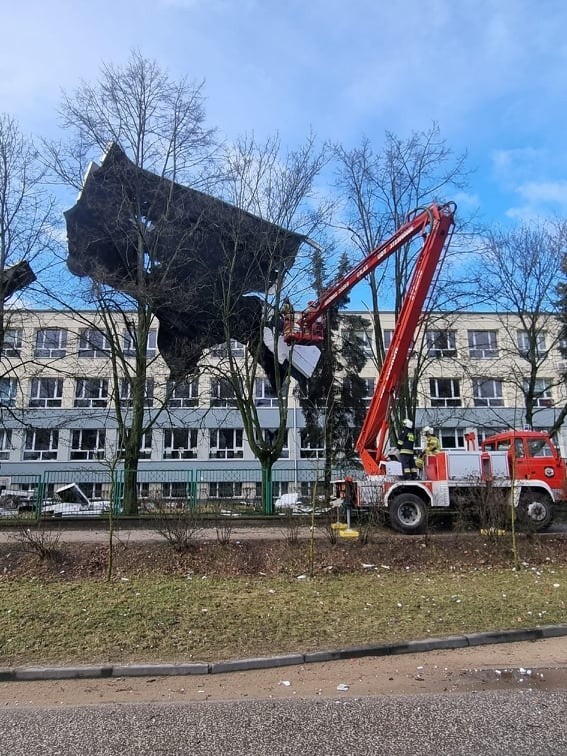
284 202 456 475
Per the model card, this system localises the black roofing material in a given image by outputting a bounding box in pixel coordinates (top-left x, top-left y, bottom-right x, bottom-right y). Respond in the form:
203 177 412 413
64 143 304 382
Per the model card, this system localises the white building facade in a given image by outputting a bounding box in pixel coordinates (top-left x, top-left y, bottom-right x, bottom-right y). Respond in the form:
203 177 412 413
0 308 565 503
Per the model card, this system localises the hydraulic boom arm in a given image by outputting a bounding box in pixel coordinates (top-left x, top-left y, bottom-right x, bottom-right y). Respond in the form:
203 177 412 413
284 202 456 475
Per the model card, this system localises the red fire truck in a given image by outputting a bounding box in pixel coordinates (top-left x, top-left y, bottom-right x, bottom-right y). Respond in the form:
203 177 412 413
283 202 563 533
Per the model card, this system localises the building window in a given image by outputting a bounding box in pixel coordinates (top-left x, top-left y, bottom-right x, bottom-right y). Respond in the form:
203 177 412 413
70 429 106 460
517 330 547 359
167 377 199 408
123 329 157 358
426 330 457 358
254 378 278 407
34 328 67 358
2 328 23 357
119 428 153 459
74 378 109 408
429 378 461 407
30 377 64 408
352 329 373 356
209 428 243 459
524 378 553 408
439 428 465 450
78 329 111 358
24 428 59 460
161 481 191 500
0 377 18 407
361 377 375 405
300 428 325 459
472 379 504 407
263 428 289 458
209 481 243 499
210 339 245 359
0 429 12 460
77 482 104 500
468 330 498 359
163 428 198 459
210 378 237 408
384 329 393 350
119 378 154 407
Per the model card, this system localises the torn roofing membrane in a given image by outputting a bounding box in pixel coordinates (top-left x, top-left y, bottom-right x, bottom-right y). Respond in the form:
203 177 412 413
64 142 305 385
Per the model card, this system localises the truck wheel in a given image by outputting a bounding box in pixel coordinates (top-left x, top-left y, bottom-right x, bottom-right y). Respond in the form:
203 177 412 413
389 494 427 534
517 493 553 531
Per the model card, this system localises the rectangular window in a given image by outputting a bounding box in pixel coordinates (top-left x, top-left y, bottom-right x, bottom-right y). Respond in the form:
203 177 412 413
426 330 457 358
0 429 12 460
210 378 237 408
361 377 375 405
383 329 393 350
254 378 278 407
24 428 59 461
123 328 157 358
300 428 325 459
74 378 109 408
439 428 465 450
34 328 67 358
468 330 498 359
30 377 64 408
517 330 547 358
0 377 18 406
263 428 289 458
209 481 244 499
2 328 23 357
163 428 198 459
119 428 153 459
161 481 191 500
352 329 373 356
167 377 199 408
523 378 553 408
209 428 243 459
119 378 154 407
78 329 111 358
429 378 462 407
70 429 106 460
472 378 504 407
210 339 245 358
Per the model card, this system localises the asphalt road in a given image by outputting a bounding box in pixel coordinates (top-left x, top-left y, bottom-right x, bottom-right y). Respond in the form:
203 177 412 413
2 691 567 755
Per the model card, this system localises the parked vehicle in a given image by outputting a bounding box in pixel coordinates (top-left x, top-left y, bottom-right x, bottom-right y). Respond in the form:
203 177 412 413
0 490 36 517
40 484 111 518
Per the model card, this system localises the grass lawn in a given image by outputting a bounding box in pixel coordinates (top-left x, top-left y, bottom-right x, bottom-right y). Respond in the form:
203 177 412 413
1 566 566 667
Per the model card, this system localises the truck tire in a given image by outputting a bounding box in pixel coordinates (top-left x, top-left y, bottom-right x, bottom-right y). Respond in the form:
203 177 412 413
517 492 553 531
389 493 427 534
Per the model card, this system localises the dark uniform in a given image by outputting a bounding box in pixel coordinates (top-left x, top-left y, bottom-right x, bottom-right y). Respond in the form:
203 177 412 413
397 424 418 479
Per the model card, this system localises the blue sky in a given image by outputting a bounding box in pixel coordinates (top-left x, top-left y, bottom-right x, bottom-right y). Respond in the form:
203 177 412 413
1 0 566 226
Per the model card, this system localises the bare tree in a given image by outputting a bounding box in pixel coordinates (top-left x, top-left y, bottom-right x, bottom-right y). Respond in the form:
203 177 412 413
46 51 216 514
208 132 330 513
0 113 56 342
333 125 470 443
473 222 567 433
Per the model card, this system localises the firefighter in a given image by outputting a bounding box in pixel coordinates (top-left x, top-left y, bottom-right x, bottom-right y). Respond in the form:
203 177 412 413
422 426 440 455
397 418 418 479
281 297 294 338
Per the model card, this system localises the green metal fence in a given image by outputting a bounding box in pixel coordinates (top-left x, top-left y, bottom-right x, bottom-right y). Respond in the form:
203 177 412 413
0 463 352 520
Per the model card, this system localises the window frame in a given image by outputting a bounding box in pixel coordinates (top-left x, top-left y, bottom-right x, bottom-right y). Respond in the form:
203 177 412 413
468 330 499 359
209 428 244 459
472 378 504 407
23 428 59 461
29 377 64 408
34 328 67 358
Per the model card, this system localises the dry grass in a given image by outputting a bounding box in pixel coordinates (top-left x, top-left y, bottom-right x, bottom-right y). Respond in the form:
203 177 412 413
1 564 566 667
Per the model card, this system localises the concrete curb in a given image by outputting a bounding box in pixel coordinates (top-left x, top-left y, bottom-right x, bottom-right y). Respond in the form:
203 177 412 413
1 624 566 683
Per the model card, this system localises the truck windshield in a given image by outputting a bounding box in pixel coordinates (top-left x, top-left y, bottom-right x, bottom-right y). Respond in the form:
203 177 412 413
527 439 553 458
